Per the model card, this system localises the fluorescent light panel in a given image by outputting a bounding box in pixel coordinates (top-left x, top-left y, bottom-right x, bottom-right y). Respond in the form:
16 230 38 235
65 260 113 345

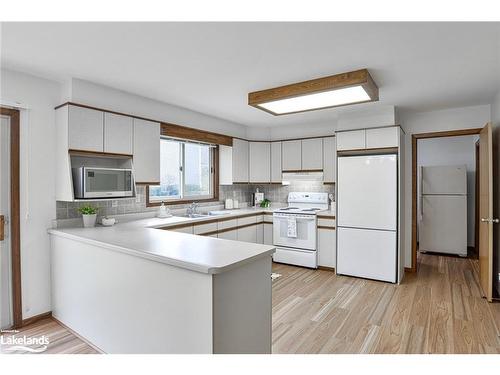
257 86 370 115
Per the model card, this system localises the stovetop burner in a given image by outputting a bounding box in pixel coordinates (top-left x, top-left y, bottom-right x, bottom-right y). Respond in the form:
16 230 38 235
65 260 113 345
301 208 321 212
279 207 299 211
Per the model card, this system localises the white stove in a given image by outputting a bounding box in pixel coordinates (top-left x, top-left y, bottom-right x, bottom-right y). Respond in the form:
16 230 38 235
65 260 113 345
272 192 329 268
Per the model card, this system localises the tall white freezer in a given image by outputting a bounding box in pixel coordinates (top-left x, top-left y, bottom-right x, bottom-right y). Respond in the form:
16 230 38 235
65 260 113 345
419 165 467 256
336 154 398 283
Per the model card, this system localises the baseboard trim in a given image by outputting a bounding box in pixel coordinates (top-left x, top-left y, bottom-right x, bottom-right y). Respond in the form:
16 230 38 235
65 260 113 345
318 266 335 272
52 316 105 354
21 311 52 327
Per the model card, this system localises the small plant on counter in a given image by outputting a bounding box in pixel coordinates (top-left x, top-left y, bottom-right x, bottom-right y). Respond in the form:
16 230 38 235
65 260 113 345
78 204 99 228
260 199 271 208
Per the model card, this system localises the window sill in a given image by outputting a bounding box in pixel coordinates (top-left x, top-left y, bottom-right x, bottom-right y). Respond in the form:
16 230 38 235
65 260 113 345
146 197 220 207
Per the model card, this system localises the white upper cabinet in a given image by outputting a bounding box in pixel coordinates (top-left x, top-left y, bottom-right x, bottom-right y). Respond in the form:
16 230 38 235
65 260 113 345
323 137 336 183
133 118 160 183
365 127 399 149
282 140 302 171
232 138 249 183
68 105 104 152
336 129 366 151
301 138 323 170
104 113 133 154
219 145 233 185
249 142 271 183
270 142 282 183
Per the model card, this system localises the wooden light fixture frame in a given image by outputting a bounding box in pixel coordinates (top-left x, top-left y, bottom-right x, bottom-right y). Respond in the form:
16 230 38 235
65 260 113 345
248 69 379 116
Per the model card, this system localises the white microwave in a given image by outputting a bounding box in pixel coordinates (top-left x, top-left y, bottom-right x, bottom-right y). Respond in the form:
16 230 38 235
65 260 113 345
72 167 134 199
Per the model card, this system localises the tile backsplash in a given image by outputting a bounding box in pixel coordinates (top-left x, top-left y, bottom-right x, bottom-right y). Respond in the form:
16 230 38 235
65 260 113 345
56 182 335 220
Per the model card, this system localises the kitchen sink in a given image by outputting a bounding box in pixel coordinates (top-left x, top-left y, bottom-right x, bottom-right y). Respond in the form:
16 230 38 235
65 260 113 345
180 213 210 218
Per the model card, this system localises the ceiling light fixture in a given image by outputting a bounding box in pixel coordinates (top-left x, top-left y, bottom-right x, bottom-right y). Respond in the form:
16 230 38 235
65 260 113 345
248 69 378 116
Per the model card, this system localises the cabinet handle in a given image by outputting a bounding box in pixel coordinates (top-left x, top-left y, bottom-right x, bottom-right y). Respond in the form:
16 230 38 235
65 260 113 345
0 215 4 241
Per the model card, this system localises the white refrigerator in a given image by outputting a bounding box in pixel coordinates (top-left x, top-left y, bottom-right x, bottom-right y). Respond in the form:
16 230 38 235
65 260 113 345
336 154 398 283
419 165 467 256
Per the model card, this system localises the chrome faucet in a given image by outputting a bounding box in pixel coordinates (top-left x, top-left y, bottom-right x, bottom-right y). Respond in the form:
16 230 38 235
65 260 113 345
186 202 199 216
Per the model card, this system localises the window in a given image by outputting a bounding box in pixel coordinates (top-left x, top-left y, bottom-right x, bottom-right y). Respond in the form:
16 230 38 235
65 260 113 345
148 138 216 204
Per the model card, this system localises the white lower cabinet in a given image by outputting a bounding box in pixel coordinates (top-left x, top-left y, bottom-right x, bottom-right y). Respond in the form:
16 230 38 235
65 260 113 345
237 225 257 243
317 228 336 269
218 229 238 241
263 223 273 245
170 226 193 234
256 224 264 244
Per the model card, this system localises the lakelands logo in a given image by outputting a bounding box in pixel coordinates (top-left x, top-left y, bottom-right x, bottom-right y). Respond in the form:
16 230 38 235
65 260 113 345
1 330 49 353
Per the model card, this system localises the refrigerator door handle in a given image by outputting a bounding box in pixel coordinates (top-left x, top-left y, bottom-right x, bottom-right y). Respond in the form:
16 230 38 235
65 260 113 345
420 166 424 217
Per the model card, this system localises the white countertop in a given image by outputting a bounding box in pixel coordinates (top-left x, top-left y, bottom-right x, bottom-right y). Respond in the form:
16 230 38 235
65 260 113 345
48 207 278 275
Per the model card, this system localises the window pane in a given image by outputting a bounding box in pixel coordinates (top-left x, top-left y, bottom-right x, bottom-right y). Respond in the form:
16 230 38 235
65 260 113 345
149 139 181 200
184 143 211 197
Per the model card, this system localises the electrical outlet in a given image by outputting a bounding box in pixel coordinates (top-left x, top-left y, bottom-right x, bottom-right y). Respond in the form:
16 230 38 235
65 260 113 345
112 200 118 208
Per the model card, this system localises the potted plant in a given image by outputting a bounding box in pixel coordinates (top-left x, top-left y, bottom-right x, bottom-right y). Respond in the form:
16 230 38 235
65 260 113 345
78 204 99 228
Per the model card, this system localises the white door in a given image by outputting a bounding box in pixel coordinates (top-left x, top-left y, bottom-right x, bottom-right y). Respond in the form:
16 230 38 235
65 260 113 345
337 155 397 230
270 142 282 183
249 142 270 183
104 112 133 154
133 119 160 184
301 138 323 170
281 140 302 171
0 115 12 329
232 138 249 183
422 165 467 195
337 227 397 283
68 105 104 152
420 195 467 256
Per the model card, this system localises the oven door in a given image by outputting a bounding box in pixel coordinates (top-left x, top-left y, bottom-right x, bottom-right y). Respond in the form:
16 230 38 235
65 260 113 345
83 167 134 198
273 213 317 250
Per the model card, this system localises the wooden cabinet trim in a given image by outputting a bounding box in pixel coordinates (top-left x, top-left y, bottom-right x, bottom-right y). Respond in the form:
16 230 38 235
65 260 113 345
317 226 336 230
282 169 323 173
161 122 232 146
317 215 335 219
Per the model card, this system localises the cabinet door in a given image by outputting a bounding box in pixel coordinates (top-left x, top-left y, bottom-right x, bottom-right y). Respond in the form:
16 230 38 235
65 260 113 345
219 145 233 185
249 142 271 183
365 127 399 149
68 105 104 152
318 228 336 268
270 142 282 183
301 138 323 170
170 226 193 234
263 223 273 245
218 229 237 241
255 223 263 244
336 130 366 151
323 137 336 183
282 140 302 171
104 112 133 154
232 138 249 183
237 225 257 243
133 118 160 184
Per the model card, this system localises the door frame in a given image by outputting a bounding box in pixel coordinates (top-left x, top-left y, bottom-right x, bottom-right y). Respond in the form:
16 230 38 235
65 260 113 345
0 107 22 328
411 127 482 272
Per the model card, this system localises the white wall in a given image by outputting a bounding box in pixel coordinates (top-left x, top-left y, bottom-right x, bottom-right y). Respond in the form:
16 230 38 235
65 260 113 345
0 69 60 319
68 78 248 138
491 90 500 296
401 104 491 268
417 135 479 247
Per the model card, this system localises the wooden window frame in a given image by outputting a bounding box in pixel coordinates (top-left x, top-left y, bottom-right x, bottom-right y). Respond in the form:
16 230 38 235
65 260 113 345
146 142 219 207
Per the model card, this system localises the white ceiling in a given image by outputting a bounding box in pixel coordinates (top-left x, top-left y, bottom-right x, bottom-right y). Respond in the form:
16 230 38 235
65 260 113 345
1 22 500 127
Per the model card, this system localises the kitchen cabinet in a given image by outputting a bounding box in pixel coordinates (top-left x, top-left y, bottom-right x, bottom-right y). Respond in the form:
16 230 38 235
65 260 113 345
232 138 249 183
218 229 238 241
317 227 336 269
249 142 271 183
68 105 104 152
256 223 264 244
365 127 399 149
263 223 273 246
133 118 161 183
219 145 233 185
323 137 336 183
237 225 257 243
171 226 193 234
282 140 302 171
336 129 365 151
104 112 133 154
270 142 282 183
301 138 323 170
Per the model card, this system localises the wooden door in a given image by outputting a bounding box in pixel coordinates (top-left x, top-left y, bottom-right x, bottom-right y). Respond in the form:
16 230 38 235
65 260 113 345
478 122 494 301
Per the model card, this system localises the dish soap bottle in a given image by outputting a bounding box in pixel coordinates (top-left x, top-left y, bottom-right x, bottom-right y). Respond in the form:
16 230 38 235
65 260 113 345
157 201 171 218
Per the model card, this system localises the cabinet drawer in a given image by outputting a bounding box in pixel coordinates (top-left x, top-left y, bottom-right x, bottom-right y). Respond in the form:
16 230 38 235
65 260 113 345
218 229 238 241
193 221 218 235
238 215 257 226
263 214 273 223
318 218 336 228
256 215 264 223
218 218 238 230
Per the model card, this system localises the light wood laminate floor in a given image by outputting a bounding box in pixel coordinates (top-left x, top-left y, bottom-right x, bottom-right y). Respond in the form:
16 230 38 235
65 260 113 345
2 253 499 354
272 253 500 353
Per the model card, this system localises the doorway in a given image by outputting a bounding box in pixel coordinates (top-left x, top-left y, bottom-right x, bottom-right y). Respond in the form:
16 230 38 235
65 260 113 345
0 107 21 329
411 124 495 301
